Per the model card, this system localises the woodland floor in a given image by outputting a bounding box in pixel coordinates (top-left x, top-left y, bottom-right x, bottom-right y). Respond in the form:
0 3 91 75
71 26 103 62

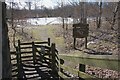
8 20 119 79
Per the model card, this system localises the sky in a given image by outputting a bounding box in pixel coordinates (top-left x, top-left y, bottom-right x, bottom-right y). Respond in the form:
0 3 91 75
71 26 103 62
5 0 120 9
5 0 68 9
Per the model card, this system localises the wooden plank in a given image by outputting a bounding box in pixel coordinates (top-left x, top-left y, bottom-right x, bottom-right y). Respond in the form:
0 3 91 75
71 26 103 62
11 58 17 61
12 69 18 72
22 63 49 68
58 72 69 79
12 74 18 77
36 59 51 65
21 60 34 63
23 68 36 71
59 53 120 71
35 41 48 44
21 56 33 59
60 65 96 79
21 58 33 61
21 51 33 54
35 45 50 49
24 72 38 75
36 56 51 61
20 46 32 49
10 51 16 55
20 42 32 45
20 41 48 46
26 75 40 79
12 64 17 67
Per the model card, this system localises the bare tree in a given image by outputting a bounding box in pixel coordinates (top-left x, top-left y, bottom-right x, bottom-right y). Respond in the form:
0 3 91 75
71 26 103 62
103 2 118 30
10 2 17 47
111 2 119 30
1 2 11 78
96 2 102 29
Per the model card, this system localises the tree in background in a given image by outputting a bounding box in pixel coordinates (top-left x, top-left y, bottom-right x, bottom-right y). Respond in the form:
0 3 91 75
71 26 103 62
95 2 102 29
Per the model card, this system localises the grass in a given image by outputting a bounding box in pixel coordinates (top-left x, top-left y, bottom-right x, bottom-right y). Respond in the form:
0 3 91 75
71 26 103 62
9 25 66 53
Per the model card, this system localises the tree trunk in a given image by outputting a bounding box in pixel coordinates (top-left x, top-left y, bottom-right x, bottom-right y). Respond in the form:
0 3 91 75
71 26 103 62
0 2 2 79
111 3 119 30
1 2 11 79
96 2 102 29
118 2 120 58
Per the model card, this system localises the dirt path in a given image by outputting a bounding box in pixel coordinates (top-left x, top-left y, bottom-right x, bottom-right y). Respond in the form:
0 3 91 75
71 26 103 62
30 25 65 54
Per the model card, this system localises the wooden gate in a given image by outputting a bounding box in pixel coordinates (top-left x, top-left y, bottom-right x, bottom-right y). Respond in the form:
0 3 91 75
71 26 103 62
11 38 59 79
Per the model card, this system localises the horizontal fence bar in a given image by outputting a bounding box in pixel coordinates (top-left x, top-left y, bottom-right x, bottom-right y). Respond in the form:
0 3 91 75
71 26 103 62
24 72 38 75
60 65 96 79
36 53 51 57
58 72 69 79
34 41 48 44
36 60 51 65
20 46 33 49
21 54 33 57
20 42 32 45
21 56 33 59
12 63 17 67
21 59 34 62
22 63 50 68
12 69 18 72
21 51 33 54
20 41 48 45
37 56 50 61
10 51 16 55
35 45 50 49
59 53 120 71
23 68 36 71
12 74 18 77
11 58 17 61
25 76 40 80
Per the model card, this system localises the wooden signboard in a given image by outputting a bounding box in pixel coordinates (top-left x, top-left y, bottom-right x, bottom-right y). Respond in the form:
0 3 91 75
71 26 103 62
73 23 89 38
72 23 89 49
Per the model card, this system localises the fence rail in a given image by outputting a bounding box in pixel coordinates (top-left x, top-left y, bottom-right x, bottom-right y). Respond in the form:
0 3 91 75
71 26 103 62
59 53 119 79
10 39 119 79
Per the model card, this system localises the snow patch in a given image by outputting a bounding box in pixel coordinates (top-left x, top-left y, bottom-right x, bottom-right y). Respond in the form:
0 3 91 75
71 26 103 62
26 17 73 25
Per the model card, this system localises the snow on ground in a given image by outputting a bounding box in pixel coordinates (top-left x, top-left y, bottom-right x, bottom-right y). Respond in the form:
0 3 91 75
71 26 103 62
26 17 73 25
15 17 95 26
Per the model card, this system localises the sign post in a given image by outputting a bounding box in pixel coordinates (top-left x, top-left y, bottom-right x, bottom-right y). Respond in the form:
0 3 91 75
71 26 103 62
73 23 89 49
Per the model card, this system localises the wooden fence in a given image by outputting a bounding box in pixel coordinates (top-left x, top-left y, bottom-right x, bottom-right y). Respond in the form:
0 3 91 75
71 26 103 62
10 38 119 79
59 53 119 80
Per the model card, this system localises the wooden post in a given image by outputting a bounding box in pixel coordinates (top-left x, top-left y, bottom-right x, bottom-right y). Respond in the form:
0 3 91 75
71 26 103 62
0 2 2 79
74 38 76 49
51 43 58 75
32 42 36 65
16 46 19 78
79 64 85 80
41 46 45 62
48 38 50 46
48 38 51 62
1 2 11 79
85 37 87 49
17 40 22 78
118 1 120 75
51 43 55 70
